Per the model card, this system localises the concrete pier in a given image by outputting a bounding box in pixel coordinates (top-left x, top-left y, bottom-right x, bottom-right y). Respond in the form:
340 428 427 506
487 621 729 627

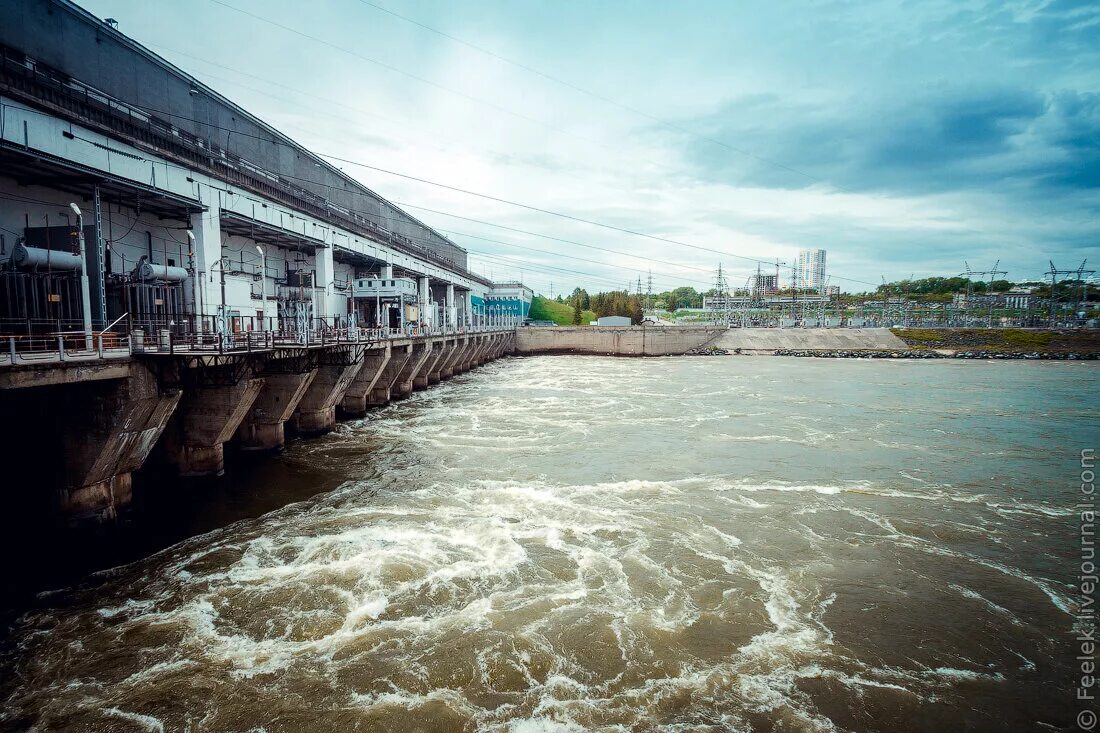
442 337 469 378
411 340 444 391
402 338 435 391
339 344 391 418
59 365 181 520
236 370 318 451
290 359 365 435
0 328 516 526
368 342 413 406
468 336 489 367
426 339 456 385
165 378 265 476
394 341 432 396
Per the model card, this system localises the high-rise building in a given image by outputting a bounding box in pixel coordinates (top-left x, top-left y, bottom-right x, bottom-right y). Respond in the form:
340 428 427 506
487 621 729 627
797 249 827 291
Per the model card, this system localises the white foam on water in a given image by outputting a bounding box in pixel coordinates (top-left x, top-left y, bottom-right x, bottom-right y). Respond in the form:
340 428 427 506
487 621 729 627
716 495 771 509
947 583 1023 625
927 667 1005 683
5 355 1088 730
506 718 587 733
102 708 165 732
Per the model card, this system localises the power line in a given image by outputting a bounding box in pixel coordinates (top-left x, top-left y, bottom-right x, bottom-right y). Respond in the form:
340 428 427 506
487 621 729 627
442 228 715 289
203 0 680 176
319 150 880 286
352 0 839 191
5 97 886 288
1 99 786 282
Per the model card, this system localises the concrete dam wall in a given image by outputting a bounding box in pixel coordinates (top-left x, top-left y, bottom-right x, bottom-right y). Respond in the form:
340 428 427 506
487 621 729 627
516 326 907 355
515 326 725 356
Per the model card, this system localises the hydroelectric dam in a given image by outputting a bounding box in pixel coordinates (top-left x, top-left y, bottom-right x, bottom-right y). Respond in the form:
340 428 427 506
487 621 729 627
0 0 526 523
0 1 905 527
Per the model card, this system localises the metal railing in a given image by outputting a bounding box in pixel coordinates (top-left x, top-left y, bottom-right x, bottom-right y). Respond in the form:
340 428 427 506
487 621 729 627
0 314 516 365
1 330 130 367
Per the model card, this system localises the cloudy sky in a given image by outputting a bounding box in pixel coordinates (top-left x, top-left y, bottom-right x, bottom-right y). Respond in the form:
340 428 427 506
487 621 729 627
81 0 1099 294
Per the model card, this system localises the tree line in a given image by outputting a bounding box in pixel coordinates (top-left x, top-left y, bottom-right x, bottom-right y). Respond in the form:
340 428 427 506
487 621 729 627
558 288 645 324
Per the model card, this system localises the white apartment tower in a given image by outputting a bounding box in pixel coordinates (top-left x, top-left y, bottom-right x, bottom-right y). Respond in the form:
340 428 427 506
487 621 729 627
797 249 827 291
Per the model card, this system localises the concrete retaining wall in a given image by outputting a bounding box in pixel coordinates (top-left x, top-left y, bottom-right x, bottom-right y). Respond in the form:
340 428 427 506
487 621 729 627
515 327 724 356
714 328 907 351
516 326 908 355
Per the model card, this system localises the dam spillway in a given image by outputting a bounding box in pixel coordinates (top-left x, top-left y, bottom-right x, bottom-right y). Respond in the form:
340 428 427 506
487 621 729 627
0 328 516 523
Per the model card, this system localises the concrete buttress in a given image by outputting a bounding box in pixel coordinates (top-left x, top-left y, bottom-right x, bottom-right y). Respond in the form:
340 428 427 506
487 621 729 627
235 370 318 451
396 341 433 396
289 360 364 435
369 343 412 406
339 344 391 417
425 340 455 385
465 336 484 368
164 378 265 477
441 338 469 378
59 364 181 520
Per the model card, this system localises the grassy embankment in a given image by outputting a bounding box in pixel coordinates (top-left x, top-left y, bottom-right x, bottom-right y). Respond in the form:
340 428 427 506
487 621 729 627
528 296 596 326
893 328 1100 353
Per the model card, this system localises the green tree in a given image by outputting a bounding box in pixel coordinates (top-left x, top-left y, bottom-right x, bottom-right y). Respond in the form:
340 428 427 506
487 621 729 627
571 297 583 325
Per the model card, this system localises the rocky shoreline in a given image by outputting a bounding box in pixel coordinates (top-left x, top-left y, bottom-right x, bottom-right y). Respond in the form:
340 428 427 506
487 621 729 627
772 349 1099 360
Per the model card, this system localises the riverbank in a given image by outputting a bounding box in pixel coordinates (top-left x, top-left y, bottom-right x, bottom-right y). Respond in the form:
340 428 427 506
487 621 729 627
893 327 1100 353
773 348 1099 360
519 326 1100 358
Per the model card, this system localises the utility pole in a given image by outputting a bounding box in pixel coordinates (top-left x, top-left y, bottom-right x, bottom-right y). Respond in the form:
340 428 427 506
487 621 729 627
958 260 1006 327
69 203 93 349
1046 259 1095 326
645 270 653 316
713 263 729 326
791 261 800 325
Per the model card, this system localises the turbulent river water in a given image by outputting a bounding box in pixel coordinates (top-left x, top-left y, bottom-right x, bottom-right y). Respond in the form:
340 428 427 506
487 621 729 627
1 356 1096 732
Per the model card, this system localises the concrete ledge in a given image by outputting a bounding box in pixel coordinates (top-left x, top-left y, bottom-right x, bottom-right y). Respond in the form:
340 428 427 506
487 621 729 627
0 359 132 390
515 326 724 356
516 326 909 355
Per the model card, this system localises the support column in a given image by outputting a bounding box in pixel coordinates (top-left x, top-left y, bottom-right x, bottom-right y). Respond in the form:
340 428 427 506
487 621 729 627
339 344 391 417
426 339 456 385
484 334 501 362
415 340 445 389
368 342 413 406
397 340 433 396
58 365 181 520
290 358 365 435
441 338 468 379
443 338 466 376
165 377 265 477
445 283 456 333
190 191 222 325
467 335 487 367
235 369 318 451
314 244 335 322
462 337 481 370
418 276 430 330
